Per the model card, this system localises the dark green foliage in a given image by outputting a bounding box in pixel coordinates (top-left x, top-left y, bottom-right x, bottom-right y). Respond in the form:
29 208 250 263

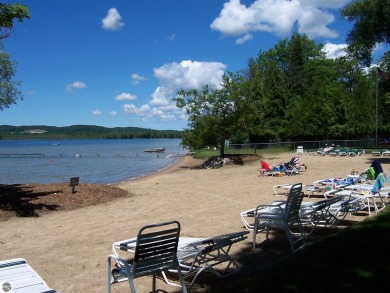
0 3 30 110
175 32 390 152
175 72 261 155
0 3 30 40
0 125 182 140
342 0 390 66
0 43 22 111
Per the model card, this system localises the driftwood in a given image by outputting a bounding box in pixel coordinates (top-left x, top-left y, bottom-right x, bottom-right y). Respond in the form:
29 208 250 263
201 156 226 169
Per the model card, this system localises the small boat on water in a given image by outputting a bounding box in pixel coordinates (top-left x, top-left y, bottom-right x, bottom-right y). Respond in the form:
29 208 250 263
144 148 165 153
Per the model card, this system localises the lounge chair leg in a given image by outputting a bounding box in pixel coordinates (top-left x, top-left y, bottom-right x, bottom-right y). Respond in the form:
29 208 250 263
253 229 257 250
176 265 188 293
152 273 156 292
107 257 112 293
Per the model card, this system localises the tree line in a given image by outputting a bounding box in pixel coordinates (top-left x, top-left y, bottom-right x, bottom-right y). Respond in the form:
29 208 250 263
0 125 182 140
175 1 390 155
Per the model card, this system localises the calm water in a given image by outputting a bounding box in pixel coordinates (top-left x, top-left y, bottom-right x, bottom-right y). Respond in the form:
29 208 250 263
0 139 187 184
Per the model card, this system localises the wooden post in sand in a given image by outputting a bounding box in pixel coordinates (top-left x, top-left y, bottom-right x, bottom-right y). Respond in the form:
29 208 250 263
69 177 79 194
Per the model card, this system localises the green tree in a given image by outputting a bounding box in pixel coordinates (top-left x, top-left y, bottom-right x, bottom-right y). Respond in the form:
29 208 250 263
242 33 374 142
341 0 390 66
175 72 261 156
0 3 30 111
375 52 390 139
0 43 22 111
247 33 344 141
0 3 30 39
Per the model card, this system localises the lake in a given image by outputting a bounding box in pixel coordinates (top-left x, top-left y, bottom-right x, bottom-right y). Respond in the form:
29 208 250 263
0 139 187 184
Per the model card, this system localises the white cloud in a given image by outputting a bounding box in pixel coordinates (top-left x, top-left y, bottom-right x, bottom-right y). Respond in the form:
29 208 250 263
131 73 146 85
210 0 348 41
122 103 138 114
114 92 137 101
154 60 226 91
66 81 87 93
92 109 102 115
168 33 176 41
149 87 171 106
109 111 117 116
121 60 226 124
323 43 348 59
102 8 124 31
236 33 253 45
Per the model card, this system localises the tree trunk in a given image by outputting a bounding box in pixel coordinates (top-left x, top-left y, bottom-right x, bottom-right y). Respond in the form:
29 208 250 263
219 135 225 156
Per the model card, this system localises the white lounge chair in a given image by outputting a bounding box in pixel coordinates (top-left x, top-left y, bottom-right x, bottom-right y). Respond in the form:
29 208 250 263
345 173 389 216
111 225 248 289
0 258 57 293
252 183 306 253
107 220 187 293
241 190 364 236
273 184 326 197
299 195 366 234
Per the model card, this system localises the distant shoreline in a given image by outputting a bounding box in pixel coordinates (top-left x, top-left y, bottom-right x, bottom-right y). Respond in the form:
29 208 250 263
0 125 182 140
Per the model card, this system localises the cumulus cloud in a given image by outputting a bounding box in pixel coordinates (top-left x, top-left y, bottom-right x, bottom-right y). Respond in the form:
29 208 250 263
154 60 226 91
122 60 226 124
92 109 102 115
210 0 350 43
114 92 137 101
109 111 117 116
236 33 253 45
66 81 87 93
131 73 146 85
323 43 348 59
102 8 124 31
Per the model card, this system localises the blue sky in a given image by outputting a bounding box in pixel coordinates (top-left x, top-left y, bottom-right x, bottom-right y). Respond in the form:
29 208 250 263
0 0 386 130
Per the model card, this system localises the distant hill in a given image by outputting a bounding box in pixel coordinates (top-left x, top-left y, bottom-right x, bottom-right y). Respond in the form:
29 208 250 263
0 125 182 140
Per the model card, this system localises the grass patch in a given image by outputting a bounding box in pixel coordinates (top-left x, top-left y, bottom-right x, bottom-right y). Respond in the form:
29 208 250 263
192 147 293 160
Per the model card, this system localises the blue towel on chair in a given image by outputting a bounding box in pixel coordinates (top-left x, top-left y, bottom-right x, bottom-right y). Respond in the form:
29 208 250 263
371 173 389 194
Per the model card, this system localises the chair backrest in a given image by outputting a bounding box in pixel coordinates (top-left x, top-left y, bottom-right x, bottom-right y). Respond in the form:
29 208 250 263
283 183 304 223
133 220 181 278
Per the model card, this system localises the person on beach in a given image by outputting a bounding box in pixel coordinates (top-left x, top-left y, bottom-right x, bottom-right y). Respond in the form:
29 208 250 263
258 159 271 176
291 154 307 170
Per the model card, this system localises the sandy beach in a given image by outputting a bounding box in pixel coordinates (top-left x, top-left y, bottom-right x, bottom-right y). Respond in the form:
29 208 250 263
0 151 384 292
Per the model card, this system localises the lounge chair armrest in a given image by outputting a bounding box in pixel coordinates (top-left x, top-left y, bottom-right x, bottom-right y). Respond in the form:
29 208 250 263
118 239 137 251
108 255 131 270
269 200 287 206
202 236 247 254
255 204 283 214
189 231 249 247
